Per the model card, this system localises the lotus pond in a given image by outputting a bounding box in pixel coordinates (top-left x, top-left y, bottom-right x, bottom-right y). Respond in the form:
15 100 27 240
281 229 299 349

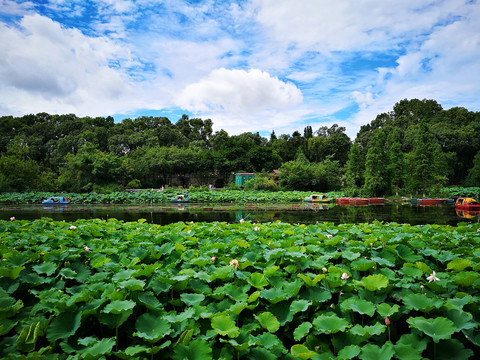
1 218 479 359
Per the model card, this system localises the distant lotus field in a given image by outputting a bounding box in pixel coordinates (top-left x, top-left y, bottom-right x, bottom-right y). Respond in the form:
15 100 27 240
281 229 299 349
1 218 479 359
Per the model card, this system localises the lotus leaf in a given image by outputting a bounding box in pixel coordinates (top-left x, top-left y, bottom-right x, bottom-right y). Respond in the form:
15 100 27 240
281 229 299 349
393 333 428 360
46 311 81 342
211 314 240 338
312 313 350 334
435 339 474 360
446 258 472 271
293 322 312 341
402 293 443 312
134 313 171 342
359 342 395 360
256 312 280 332
290 344 317 359
349 323 385 337
358 274 389 291
407 316 456 342
337 345 361 360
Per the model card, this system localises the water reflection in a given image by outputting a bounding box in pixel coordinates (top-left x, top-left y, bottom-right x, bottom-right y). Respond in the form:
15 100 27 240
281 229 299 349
0 203 476 226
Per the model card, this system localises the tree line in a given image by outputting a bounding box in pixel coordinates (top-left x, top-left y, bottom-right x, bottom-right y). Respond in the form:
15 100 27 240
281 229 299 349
0 99 479 195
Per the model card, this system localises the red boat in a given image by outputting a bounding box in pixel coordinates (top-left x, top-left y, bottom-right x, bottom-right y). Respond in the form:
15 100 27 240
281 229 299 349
368 198 385 205
416 198 446 206
455 197 480 210
349 198 369 206
335 197 351 205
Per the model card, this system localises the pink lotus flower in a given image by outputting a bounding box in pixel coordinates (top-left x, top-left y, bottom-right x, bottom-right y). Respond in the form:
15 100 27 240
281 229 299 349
84 246 90 252
340 272 350 279
385 316 390 325
10 216 15 221
211 256 216 261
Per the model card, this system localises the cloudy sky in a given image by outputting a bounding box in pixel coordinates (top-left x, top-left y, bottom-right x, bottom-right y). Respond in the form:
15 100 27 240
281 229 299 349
1 0 479 138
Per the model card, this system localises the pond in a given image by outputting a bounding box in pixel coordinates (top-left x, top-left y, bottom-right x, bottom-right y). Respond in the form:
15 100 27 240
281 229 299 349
1 202 478 225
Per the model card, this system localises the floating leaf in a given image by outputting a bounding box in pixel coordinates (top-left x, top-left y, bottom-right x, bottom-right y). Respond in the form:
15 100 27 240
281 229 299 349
338 345 361 360
312 313 350 334
358 274 389 291
256 312 280 333
290 344 317 359
446 258 472 271
407 316 456 343
211 314 240 338
402 293 443 312
293 322 312 341
359 343 394 360
394 333 428 360
47 311 81 342
247 273 269 289
134 313 171 343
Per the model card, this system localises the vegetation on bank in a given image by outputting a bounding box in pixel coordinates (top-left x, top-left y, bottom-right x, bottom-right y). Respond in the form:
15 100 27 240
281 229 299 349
1 99 480 196
1 219 479 359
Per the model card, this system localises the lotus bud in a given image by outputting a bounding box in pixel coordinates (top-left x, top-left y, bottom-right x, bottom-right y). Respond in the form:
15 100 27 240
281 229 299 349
211 256 216 261
385 316 390 325
322 267 328 273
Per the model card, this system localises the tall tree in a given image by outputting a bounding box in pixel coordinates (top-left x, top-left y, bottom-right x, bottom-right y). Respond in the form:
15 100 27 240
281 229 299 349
344 142 364 188
363 130 389 196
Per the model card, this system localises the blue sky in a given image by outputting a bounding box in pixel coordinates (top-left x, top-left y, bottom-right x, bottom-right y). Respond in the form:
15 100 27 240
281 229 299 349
0 0 479 138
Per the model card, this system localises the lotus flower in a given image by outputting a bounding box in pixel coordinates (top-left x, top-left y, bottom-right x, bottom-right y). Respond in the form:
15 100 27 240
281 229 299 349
325 234 333 239
426 271 440 282
385 316 390 325
70 225 77 230
322 267 328 273
84 246 90 252
211 256 216 261
340 272 350 279
229 259 239 269
10 216 15 221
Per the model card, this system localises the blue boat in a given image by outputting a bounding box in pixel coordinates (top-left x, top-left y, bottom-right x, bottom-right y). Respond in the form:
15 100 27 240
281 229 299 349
42 196 71 204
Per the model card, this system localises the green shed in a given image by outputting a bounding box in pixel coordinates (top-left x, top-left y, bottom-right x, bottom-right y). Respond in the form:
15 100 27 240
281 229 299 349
235 173 255 186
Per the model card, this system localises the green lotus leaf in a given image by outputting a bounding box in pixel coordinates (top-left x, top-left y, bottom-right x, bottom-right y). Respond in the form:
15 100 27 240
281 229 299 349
250 347 277 360
181 293 205 307
103 299 136 314
341 250 361 261
402 293 443 312
359 342 394 360
349 323 386 337
293 322 312 341
394 333 428 360
396 244 421 263
341 297 376 316
300 287 332 303
119 278 146 291
138 292 164 312
358 274 389 291
33 262 57 276
415 261 432 274
290 344 317 359
0 289 23 319
337 345 361 360
312 313 351 334
376 303 400 318
247 273 269 289
91 255 111 268
297 273 325 287
256 312 280 333
269 302 294 325
211 314 240 338
124 345 150 356
47 311 81 342
112 269 136 282
0 318 17 336
445 309 478 331
446 258 472 271
0 265 25 279
399 266 423 278
407 316 456 342
134 313 171 343
260 287 288 303
454 271 480 286
351 258 376 271
16 321 42 352
164 308 195 323
435 338 474 360
78 337 115 358
290 299 311 314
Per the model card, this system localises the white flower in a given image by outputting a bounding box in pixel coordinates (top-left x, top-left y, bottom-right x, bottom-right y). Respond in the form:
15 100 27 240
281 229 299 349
84 246 90 252
69 225 77 230
325 234 333 239
426 271 440 282
322 267 328 273
10 216 15 221
254 226 260 231
340 272 350 280
239 218 244 223
229 259 239 269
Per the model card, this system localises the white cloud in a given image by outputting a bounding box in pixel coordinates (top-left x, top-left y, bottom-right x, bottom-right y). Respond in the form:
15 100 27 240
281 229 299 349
175 68 302 113
0 14 135 116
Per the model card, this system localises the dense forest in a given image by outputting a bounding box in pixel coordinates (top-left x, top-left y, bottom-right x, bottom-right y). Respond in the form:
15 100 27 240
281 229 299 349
1 99 479 196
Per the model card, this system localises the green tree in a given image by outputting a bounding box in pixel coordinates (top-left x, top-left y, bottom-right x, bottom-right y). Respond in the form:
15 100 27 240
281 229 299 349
387 129 405 196
465 150 480 186
344 142 364 188
363 130 389 196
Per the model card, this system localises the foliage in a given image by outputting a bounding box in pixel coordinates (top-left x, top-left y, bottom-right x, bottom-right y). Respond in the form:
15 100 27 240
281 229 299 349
1 218 479 359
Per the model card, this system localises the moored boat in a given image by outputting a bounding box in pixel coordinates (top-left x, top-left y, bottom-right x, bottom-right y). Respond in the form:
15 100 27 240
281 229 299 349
455 197 480 210
304 194 330 203
349 197 369 206
335 197 351 205
42 196 70 204
416 198 446 206
171 194 189 203
368 198 385 205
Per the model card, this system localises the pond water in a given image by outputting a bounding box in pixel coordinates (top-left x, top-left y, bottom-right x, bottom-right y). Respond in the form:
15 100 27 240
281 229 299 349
1 202 478 226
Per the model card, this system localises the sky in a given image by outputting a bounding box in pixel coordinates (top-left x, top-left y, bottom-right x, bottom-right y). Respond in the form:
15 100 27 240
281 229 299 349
0 0 479 139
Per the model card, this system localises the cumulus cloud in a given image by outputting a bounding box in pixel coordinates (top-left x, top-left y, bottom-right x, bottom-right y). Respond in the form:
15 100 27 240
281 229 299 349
176 68 302 113
0 13 135 116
